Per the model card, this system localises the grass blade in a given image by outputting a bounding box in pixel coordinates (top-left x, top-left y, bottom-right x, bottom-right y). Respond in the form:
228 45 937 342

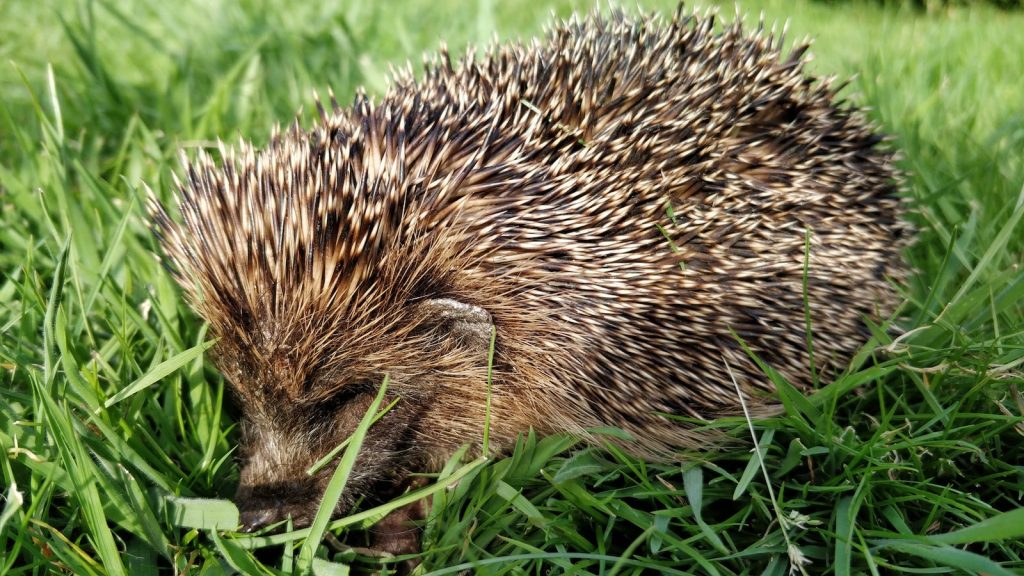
104 339 216 408
296 376 390 574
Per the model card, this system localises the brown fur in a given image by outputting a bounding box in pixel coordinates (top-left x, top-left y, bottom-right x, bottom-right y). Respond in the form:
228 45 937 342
150 5 909 531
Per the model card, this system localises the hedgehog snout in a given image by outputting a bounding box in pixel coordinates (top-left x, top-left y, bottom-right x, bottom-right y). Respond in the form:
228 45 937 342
232 389 418 533
234 440 331 532
236 477 319 531
233 414 345 532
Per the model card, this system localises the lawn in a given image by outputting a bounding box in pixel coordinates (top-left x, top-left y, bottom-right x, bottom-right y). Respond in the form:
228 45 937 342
1 0 1023 574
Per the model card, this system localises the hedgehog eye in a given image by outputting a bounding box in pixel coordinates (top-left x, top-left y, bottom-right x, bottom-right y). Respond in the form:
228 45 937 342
307 382 372 424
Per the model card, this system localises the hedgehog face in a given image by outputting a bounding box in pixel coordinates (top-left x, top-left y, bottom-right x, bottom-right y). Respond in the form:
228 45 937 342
233 384 412 531
227 296 495 531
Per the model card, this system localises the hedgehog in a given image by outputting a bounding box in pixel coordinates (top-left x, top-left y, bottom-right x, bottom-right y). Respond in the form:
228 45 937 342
150 4 909 543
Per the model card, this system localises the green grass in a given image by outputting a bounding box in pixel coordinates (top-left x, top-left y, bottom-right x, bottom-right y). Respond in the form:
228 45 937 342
2 0 1023 574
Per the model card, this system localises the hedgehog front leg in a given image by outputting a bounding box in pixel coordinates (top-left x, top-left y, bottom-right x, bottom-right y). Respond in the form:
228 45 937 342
368 476 430 572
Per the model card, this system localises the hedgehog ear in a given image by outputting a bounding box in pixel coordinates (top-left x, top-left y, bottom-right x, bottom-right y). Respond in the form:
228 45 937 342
417 298 494 352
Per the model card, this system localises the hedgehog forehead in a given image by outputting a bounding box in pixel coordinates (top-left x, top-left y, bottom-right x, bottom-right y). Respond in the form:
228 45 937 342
214 337 338 407
207 281 438 406
164 112 422 327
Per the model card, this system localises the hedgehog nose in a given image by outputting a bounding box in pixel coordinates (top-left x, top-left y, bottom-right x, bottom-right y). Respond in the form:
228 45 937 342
238 503 313 532
239 508 277 532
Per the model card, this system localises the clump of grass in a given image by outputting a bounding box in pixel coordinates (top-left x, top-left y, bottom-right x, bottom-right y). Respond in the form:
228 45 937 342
1 0 1022 574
